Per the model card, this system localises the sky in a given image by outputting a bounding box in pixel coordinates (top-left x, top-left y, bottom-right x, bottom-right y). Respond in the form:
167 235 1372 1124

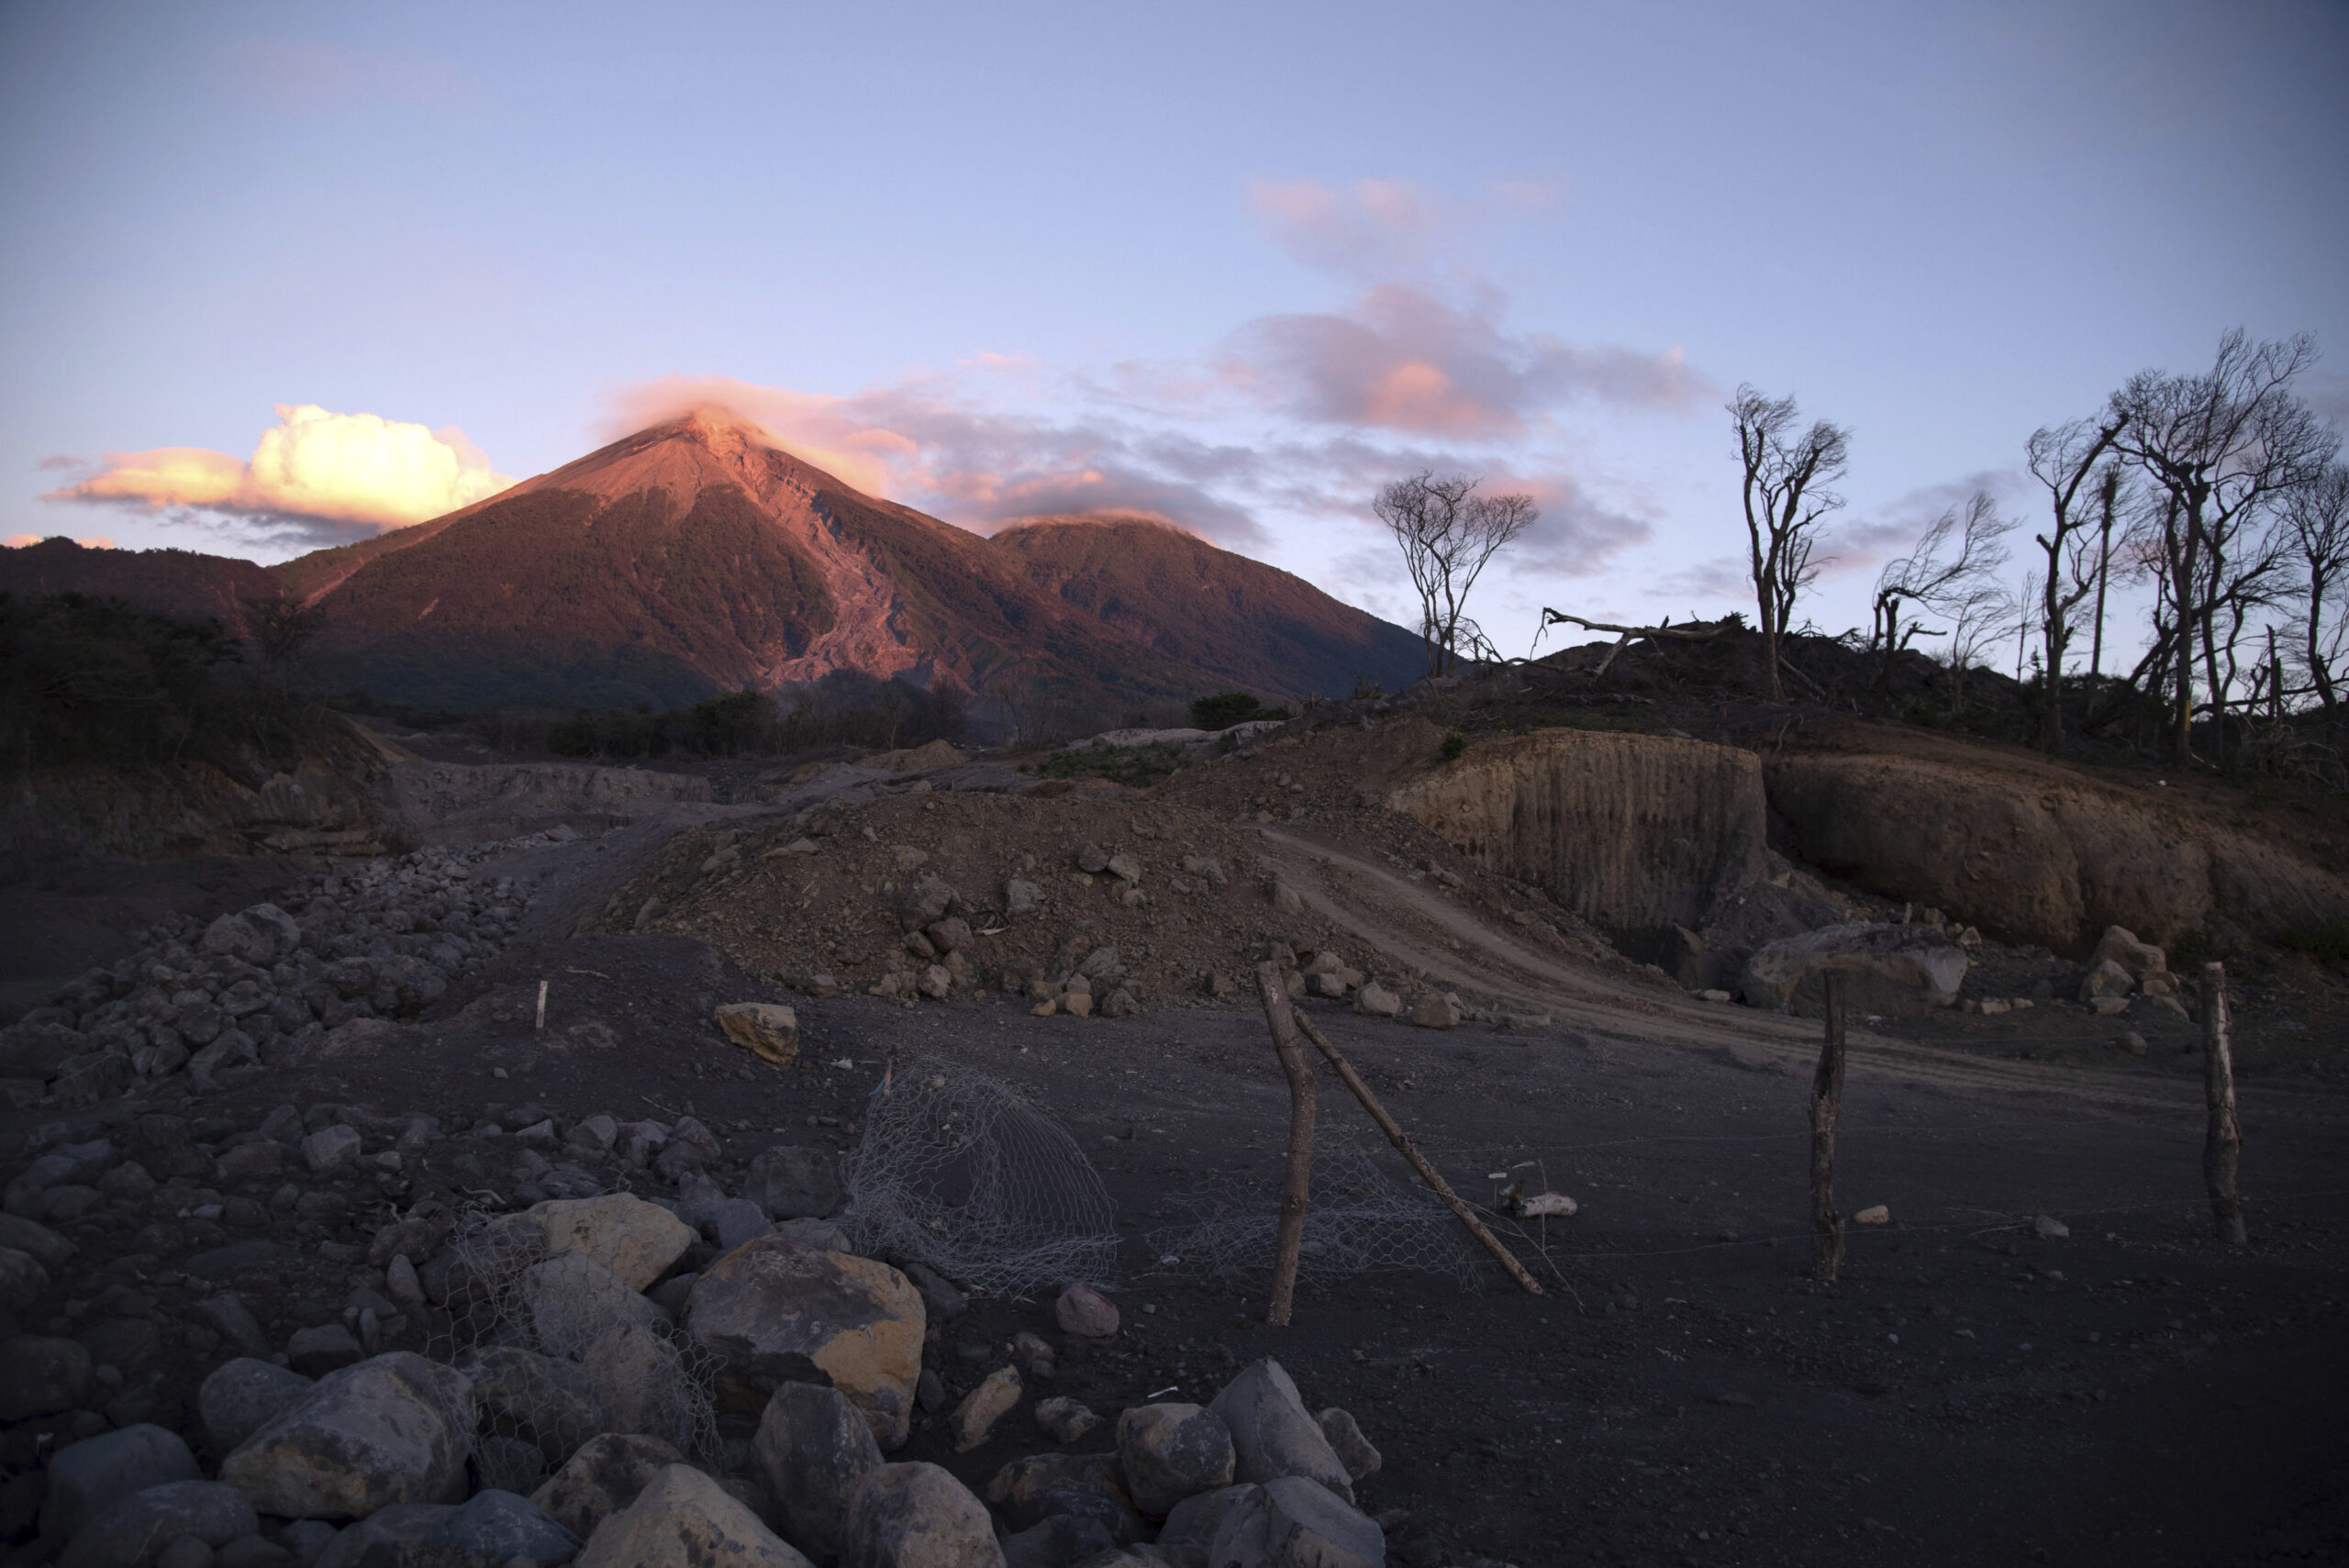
3 0 2344 663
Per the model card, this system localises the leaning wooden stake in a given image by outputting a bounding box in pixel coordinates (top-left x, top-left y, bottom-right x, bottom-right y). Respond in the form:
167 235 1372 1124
1255 962 1318 1326
1810 973 1848 1284
1286 1009 1544 1296
2201 962 2247 1245
535 979 548 1032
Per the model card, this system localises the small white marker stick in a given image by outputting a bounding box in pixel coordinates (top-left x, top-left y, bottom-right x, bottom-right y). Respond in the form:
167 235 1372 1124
535 980 548 1031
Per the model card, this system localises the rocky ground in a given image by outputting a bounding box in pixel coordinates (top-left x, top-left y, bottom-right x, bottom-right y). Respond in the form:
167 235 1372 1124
2 711 2346 1567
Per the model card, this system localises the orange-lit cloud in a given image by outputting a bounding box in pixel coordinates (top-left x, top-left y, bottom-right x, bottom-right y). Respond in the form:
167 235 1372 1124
47 405 514 532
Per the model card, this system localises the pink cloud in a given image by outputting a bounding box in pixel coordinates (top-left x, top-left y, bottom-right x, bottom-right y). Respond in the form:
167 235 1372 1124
1230 284 1704 437
1248 178 1443 277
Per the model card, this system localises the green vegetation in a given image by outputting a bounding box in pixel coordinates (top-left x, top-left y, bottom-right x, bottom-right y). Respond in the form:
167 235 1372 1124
1439 728 1468 762
1023 741 1189 789
542 674 968 761
0 592 338 773
1188 691 1292 730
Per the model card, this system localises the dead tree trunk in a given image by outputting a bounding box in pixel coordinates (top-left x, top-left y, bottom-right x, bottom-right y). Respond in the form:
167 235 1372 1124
1286 1009 1543 1296
2201 962 2247 1245
1255 962 1318 1324
1811 973 1848 1284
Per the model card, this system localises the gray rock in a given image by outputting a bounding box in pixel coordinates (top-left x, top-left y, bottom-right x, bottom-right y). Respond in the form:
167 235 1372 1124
578 1321 699 1453
1206 1361 1353 1506
0 1212 76 1268
1741 923 1967 1016
312 1488 577 1568
277 1521 337 1565
575 1463 811 1567
1004 879 1042 914
202 907 300 967
844 1462 1001 1568
198 1360 316 1455
1033 1396 1101 1445
462 1348 601 1466
985 1453 1142 1543
58 1481 257 1568
1157 1485 1252 1563
0 1333 94 1419
287 1325 364 1379
157 1535 217 1568
220 1351 475 1521
517 1254 665 1351
1313 1409 1381 1481
743 1146 843 1222
1117 1404 1236 1516
527 1432 685 1541
900 1262 965 1323
1000 1514 1117 1568
0 1246 49 1313
44 1424 203 1541
1208 1476 1384 1568
300 1126 362 1174
751 1381 881 1562
702 1197 774 1252
1352 983 1400 1018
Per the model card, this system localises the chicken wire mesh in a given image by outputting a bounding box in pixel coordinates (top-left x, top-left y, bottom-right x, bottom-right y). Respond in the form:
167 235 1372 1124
424 1211 722 1493
1147 1140 1486 1292
835 1055 1120 1296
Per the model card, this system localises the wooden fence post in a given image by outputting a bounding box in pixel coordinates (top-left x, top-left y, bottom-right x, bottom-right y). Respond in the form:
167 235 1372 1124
2201 962 2247 1245
1255 962 1318 1325
1811 973 1847 1284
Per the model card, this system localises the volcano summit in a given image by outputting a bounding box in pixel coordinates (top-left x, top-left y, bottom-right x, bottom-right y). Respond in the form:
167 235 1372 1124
6 412 1424 717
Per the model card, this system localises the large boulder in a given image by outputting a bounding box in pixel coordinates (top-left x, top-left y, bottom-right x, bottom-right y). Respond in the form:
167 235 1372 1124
751 1382 881 1563
0 1333 92 1419
579 1320 701 1451
462 1347 602 1466
1206 1361 1353 1507
576 1463 811 1567
517 1254 666 1351
57 1481 256 1568
683 1237 924 1448
42 1425 201 1540
198 1359 315 1453
1738 922 1966 1016
1208 1477 1385 1568
984 1453 1143 1544
313 1488 578 1568
220 1351 475 1521
843 1462 1003 1568
1116 1403 1235 1516
491 1193 696 1292
528 1432 685 1540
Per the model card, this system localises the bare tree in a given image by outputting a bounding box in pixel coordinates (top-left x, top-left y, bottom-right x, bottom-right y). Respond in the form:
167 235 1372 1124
2025 415 2128 751
1375 473 1538 677
1868 492 2011 698
2282 462 2349 717
1730 386 1849 700
239 590 325 693
2110 329 2338 761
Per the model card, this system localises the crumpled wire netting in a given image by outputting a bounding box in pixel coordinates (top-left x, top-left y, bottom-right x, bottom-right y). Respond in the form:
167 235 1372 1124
1147 1140 1483 1292
835 1056 1120 1296
425 1209 723 1494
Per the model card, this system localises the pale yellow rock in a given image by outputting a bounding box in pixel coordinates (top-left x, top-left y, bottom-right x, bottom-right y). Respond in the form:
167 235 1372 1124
685 1238 926 1449
714 1003 799 1065
1853 1205 1889 1225
951 1366 1022 1452
578 1463 811 1567
495 1194 696 1293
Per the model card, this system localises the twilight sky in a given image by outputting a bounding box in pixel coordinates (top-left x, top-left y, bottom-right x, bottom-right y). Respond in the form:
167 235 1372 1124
4 1 2343 661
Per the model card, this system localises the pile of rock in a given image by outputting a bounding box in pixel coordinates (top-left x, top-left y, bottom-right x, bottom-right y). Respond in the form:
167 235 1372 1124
2076 926 2184 1018
6 1162 1389 1566
0 840 547 1110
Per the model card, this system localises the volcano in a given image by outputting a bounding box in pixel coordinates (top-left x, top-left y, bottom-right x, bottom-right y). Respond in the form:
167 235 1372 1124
6 412 1425 717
